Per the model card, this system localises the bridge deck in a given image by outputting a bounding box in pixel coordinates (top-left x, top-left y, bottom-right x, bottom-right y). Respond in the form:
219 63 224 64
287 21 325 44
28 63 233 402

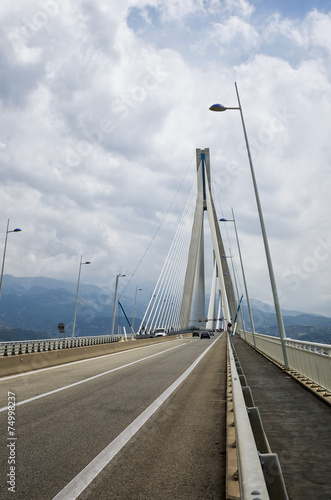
232 335 331 500
80 334 228 500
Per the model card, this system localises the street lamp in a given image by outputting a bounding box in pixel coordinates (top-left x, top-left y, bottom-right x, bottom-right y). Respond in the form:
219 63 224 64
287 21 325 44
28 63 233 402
220 207 256 346
210 83 289 369
72 256 91 338
110 273 126 338
132 286 142 332
0 220 22 307
222 255 245 335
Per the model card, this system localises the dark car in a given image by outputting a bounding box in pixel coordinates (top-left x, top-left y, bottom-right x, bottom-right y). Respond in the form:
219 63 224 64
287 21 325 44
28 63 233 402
192 331 200 337
200 331 210 339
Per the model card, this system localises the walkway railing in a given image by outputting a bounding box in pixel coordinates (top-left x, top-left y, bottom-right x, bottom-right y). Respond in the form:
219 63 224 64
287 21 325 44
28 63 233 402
0 335 125 357
241 331 331 392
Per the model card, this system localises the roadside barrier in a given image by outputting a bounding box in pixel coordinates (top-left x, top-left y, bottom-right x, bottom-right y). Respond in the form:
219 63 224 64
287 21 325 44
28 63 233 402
0 335 123 357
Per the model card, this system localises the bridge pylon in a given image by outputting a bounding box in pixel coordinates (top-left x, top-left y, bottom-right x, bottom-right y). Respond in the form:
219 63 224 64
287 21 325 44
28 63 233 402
178 148 236 330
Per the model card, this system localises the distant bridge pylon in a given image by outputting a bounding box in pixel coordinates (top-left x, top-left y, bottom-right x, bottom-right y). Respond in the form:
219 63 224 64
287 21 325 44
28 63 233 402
138 148 237 334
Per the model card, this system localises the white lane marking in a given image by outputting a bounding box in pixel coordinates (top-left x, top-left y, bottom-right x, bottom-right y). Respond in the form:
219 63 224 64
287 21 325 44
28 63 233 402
0 343 186 413
0 339 187 381
52 336 221 500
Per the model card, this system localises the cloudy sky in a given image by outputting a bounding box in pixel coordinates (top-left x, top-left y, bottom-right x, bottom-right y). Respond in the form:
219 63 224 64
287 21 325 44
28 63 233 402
1 0 331 319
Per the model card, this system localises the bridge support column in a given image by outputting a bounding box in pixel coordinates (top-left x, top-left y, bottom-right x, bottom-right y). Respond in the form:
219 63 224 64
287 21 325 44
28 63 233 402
179 148 235 330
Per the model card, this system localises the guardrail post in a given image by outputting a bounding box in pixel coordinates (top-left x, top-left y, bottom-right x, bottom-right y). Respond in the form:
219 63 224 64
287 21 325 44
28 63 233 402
259 453 288 500
247 407 270 454
242 386 254 407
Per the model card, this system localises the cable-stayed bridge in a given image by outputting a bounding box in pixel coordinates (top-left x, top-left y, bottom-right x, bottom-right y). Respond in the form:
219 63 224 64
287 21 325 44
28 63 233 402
0 149 330 500
138 148 236 336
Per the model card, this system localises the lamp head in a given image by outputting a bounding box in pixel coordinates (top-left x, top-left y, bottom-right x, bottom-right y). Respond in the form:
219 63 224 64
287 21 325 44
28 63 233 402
209 104 227 112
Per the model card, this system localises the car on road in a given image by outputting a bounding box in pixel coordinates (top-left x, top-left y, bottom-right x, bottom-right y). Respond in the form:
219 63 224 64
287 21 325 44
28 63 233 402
154 328 167 337
200 331 211 339
192 331 200 337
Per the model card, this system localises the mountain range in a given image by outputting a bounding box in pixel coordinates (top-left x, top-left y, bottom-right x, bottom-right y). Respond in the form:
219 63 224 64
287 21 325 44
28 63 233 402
0 275 330 344
0 275 142 341
241 298 331 344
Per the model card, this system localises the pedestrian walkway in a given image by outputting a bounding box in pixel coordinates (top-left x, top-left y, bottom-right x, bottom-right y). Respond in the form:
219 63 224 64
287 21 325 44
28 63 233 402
232 335 331 500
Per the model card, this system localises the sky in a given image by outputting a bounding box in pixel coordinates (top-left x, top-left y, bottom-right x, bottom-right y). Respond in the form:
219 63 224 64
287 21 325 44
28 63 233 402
1 0 331 319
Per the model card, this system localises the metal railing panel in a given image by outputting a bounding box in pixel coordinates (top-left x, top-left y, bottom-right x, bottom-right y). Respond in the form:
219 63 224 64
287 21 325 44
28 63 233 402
0 335 124 357
228 336 270 499
286 340 331 391
244 331 284 364
239 331 331 392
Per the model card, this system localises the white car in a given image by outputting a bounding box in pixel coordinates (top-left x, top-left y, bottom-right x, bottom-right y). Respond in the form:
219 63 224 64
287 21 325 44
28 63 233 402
154 328 167 337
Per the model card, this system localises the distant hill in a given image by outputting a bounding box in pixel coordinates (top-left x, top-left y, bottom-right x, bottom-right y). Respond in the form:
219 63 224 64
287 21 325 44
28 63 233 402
0 275 143 341
0 324 54 342
242 298 331 344
259 325 331 345
0 275 330 344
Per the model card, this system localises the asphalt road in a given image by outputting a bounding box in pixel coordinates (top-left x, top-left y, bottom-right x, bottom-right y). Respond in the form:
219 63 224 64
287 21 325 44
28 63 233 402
0 333 227 500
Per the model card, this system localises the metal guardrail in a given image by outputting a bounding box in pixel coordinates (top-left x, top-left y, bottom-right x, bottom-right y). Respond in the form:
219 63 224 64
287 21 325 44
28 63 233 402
0 330 186 357
228 336 289 500
228 335 270 499
0 335 125 357
242 331 331 392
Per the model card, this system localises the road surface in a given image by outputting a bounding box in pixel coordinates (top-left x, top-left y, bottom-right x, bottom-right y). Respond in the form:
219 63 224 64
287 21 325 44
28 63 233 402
0 333 227 499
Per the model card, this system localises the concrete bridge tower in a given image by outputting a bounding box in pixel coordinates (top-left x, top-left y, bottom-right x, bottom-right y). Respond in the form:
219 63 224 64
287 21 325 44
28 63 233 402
179 148 236 330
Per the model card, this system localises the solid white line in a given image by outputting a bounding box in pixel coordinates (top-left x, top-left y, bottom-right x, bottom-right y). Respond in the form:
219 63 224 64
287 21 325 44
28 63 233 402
0 343 186 413
52 336 220 500
0 339 185 381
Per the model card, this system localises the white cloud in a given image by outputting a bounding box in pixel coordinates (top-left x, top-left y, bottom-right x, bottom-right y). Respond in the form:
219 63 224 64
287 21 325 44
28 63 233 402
264 13 307 47
128 0 254 25
224 0 255 18
1 0 331 319
211 16 259 47
307 9 331 53
263 9 331 57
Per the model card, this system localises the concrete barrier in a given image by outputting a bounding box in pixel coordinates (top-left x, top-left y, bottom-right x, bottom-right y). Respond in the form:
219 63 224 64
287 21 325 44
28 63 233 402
0 333 193 377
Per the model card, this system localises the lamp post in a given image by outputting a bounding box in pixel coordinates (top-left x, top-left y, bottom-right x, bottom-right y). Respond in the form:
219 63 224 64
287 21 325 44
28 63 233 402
0 220 22 307
220 207 256 346
222 255 245 336
210 82 288 368
132 286 142 332
110 273 126 338
72 256 91 338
